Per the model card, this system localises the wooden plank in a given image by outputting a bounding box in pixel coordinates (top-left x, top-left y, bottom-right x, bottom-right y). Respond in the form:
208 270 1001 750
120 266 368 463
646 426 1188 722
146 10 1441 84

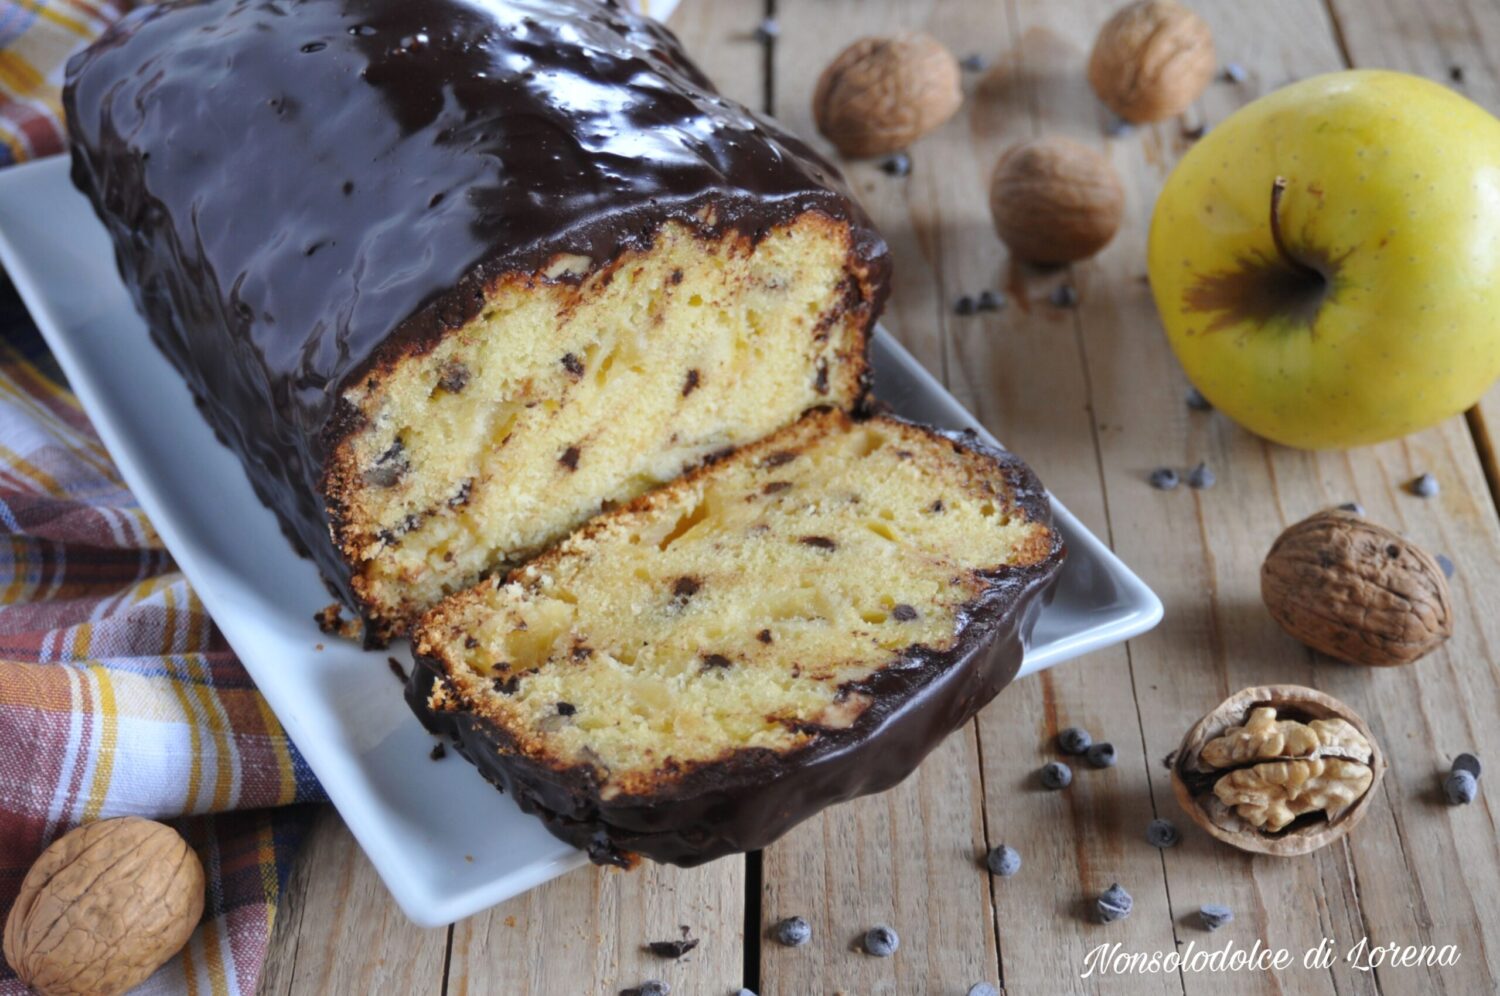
258 809 448 996
439 3 758 992
1047 0 1500 993
1323 0 1500 498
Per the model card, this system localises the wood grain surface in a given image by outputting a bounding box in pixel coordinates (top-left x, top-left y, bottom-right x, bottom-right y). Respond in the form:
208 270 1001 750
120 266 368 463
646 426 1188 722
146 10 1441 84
259 1 1500 993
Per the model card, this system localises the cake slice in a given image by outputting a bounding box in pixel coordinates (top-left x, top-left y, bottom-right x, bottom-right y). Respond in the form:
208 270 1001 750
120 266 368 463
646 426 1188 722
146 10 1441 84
64 0 888 643
410 409 1065 866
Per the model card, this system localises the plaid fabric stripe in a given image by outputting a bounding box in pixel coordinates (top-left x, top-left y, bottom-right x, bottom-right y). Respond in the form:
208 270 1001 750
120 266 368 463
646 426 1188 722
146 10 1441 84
0 279 325 995
0 0 124 165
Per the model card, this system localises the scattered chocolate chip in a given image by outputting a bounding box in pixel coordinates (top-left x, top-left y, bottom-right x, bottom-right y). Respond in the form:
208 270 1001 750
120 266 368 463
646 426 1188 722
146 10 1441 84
954 294 977 316
1181 122 1206 140
701 653 733 670
559 445 581 471
976 289 1006 312
891 603 918 622
879 152 912 177
1450 64 1465 83
437 361 470 394
430 742 447 761
1338 501 1365 516
1149 467 1179 491
1437 554 1455 578
1146 818 1180 848
620 982 670 996
985 844 1021 878
773 916 811 947
1040 761 1072 790
672 576 701 601
762 480 792 495
1096 883 1133 923
1199 904 1234 931
799 535 837 550
1445 769 1478 805
1050 284 1078 308
682 368 700 396
764 450 797 468
1106 115 1133 137
1185 387 1213 411
862 925 899 957
1186 462 1216 490
752 16 779 42
757 629 774 644
1223 62 1248 83
556 701 577 716
1453 753 1482 778
561 352 584 378
1409 472 1439 498
644 937 698 959
967 986 999 996
387 656 408 684
1057 726 1092 755
1086 742 1118 768
959 52 989 72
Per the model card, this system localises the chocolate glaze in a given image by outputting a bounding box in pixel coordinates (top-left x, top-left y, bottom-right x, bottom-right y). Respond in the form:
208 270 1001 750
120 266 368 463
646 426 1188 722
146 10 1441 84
408 423 1066 866
64 0 889 626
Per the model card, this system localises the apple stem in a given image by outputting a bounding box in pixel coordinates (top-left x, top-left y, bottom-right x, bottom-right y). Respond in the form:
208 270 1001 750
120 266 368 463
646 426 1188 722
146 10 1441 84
1269 176 1321 280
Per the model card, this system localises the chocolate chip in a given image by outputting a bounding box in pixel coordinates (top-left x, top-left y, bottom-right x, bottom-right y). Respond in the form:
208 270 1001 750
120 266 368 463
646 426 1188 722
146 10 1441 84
1338 501 1365 516
1106 115 1133 137
701 653 733 670
559 445 580 471
447 477 474 508
1050 284 1078 308
669 268 683 284
1199 904 1234 931
672 576 701 601
436 361 470 394
556 701 576 716
862 925 899 957
1409 472 1439 498
1445 769 1478 805
799 535 837 550
464 636 479 649
644 937 698 958
571 644 593 661
1185 387 1213 411
985 843 1021 877
1085 742 1117 768
561 352 584 378
682 368 700 396
619 982 670 996
430 742 447 761
891 603 918 621
954 294 977 316
752 16 779 42
1450 64 1465 83
1096 883 1133 923
387 656 408 684
764 450 797 468
1039 761 1072 790
976 289 1006 312
1149 467 1179 491
1437 554 1455 578
814 360 829 394
1453 752 1482 778
365 438 408 487
1181 122 1206 140
757 629 773 644
1186 462 1216 490
959 53 989 72
1223 62 1248 83
493 674 520 694
773 916 811 947
1057 727 1092 755
879 152 912 176
928 499 945 513
967 986 1000 996
1146 818 1180 848
762 480 792 495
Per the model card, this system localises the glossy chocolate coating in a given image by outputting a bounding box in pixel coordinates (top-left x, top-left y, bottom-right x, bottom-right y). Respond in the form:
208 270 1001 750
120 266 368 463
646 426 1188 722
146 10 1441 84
64 0 889 618
408 425 1066 866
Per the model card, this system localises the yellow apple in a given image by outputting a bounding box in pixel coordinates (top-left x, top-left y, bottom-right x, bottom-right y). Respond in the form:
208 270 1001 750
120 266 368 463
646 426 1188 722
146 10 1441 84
1149 69 1500 449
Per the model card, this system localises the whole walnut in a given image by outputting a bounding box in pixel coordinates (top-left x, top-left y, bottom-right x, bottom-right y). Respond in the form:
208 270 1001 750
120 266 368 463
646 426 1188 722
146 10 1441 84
1088 0 1216 123
990 137 1124 264
1262 509 1453 666
813 33 963 158
1170 685 1385 856
4 817 205 996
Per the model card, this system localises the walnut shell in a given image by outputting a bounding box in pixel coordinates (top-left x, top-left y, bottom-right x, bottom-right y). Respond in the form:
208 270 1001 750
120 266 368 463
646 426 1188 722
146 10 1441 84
812 33 963 158
1262 509 1453 667
1087 0 1216 123
3 817 205 996
989 137 1124 264
1170 686 1386 856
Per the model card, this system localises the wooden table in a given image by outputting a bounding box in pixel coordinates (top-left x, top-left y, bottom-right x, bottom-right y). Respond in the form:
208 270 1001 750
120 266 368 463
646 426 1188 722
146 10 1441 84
258 1 1500 992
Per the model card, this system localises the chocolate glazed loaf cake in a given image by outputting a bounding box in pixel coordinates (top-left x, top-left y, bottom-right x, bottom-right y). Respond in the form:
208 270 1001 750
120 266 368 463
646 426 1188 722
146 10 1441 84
65 0 889 643
410 410 1065 866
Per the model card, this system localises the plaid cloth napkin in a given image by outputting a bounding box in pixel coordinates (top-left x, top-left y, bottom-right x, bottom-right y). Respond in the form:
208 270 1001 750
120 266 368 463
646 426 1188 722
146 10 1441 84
0 5 326 993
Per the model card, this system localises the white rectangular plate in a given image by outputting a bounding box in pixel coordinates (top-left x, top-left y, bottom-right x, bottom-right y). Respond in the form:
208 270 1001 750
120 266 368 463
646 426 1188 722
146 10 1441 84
0 156 1161 927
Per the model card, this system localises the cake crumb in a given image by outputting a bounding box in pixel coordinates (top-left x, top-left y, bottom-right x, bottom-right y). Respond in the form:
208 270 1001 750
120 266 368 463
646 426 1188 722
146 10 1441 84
314 602 362 641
